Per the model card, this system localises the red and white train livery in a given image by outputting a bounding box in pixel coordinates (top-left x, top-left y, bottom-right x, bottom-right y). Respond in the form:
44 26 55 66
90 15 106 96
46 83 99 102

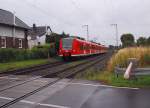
59 37 108 58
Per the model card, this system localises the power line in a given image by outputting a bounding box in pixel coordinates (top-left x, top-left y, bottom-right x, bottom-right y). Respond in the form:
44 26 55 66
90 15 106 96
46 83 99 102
68 0 104 41
69 0 91 19
23 0 77 27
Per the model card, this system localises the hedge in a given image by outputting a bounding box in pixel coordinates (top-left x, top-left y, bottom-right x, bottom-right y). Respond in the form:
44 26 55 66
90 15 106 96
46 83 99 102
0 45 50 63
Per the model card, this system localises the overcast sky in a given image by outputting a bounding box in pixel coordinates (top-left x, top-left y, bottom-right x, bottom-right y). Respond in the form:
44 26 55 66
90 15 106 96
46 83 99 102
1 0 150 45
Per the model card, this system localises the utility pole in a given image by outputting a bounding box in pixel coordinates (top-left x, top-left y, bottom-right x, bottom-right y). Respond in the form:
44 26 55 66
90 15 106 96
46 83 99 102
13 11 16 48
82 25 89 41
111 24 118 47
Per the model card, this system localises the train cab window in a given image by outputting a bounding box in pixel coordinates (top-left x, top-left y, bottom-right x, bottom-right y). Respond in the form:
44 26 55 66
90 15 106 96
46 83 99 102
62 38 73 50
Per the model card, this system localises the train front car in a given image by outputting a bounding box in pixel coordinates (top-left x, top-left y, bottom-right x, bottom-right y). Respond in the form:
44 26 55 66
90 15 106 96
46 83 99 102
59 37 74 60
59 37 108 60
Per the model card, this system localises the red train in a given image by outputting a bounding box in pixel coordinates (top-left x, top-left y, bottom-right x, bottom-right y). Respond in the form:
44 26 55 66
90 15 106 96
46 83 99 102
59 37 108 59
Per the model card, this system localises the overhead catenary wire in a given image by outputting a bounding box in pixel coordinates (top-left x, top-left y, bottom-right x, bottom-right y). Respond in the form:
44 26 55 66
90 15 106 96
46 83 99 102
23 0 77 28
68 0 105 42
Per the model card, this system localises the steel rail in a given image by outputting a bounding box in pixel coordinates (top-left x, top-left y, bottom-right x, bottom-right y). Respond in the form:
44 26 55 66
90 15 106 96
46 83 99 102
0 54 109 108
0 55 104 93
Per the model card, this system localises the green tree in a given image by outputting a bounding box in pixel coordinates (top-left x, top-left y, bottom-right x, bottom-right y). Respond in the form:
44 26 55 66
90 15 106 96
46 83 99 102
120 33 135 47
137 37 147 46
147 37 150 46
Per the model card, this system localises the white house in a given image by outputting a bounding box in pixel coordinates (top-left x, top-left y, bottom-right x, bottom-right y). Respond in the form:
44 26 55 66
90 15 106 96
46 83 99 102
28 24 52 49
0 9 29 48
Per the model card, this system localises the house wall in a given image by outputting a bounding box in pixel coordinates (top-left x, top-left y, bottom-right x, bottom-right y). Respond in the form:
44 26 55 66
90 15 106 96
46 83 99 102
38 35 46 45
0 25 13 37
0 24 27 48
28 39 37 49
15 28 25 38
0 37 26 48
28 34 46 49
0 25 25 38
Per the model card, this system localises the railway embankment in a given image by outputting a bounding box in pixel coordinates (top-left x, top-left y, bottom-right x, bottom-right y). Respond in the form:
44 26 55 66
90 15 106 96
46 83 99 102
0 58 60 73
76 47 150 88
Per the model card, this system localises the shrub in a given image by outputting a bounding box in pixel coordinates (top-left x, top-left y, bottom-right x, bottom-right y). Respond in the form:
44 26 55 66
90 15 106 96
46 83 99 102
31 44 50 59
0 48 16 62
0 45 50 63
107 47 150 72
144 54 150 65
31 48 48 59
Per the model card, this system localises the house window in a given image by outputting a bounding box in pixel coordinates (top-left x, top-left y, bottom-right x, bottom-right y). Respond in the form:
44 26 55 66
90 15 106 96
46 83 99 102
19 39 22 48
1 37 6 48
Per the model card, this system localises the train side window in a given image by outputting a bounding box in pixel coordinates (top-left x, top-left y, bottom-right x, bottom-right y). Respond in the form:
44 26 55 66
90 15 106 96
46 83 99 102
80 44 84 50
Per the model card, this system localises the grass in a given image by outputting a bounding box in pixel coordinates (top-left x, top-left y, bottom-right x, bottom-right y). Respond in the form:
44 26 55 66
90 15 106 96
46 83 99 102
76 70 150 88
108 47 150 72
75 47 150 88
99 72 150 88
0 59 50 72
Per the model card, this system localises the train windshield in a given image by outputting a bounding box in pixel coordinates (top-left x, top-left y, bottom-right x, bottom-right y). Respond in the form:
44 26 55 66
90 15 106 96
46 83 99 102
62 38 73 50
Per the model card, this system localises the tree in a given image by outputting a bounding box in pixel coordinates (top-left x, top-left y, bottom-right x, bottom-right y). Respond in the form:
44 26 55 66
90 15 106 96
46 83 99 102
120 33 135 47
61 31 66 37
147 37 150 46
137 37 147 46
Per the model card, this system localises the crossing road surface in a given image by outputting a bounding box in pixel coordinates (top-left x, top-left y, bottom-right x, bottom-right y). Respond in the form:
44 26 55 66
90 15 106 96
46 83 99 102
0 76 150 108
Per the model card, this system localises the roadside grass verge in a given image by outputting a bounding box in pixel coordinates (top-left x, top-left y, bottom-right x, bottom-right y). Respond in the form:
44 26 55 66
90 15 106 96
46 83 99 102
0 59 50 72
76 47 150 88
99 71 150 88
76 70 150 88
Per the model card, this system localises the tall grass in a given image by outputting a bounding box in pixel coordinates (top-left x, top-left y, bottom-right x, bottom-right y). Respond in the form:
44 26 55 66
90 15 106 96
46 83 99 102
108 47 150 72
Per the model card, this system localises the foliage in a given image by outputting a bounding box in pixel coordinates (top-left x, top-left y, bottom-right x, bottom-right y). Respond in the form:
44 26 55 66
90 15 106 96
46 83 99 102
0 45 50 63
46 32 69 44
46 32 70 56
137 37 148 46
107 47 150 72
120 33 135 47
100 72 150 88
147 37 150 45
76 69 150 88
143 54 150 65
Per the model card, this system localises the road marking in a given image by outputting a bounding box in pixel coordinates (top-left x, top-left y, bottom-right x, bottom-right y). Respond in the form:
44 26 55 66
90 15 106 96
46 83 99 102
34 80 48 83
0 96 13 100
0 96 69 108
58 82 139 90
37 103 69 108
0 76 18 80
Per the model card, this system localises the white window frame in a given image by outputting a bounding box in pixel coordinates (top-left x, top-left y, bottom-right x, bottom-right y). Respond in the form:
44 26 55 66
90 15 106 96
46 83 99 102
19 39 22 48
1 37 6 48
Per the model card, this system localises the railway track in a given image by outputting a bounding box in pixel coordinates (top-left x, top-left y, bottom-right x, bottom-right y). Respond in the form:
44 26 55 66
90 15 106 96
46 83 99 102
0 55 105 93
0 53 111 108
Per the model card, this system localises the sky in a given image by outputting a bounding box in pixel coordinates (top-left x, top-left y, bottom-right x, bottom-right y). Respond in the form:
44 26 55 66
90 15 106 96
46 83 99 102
0 0 150 46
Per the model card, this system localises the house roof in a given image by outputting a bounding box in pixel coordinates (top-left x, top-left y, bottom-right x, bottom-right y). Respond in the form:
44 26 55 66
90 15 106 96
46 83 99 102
28 26 52 40
0 9 29 29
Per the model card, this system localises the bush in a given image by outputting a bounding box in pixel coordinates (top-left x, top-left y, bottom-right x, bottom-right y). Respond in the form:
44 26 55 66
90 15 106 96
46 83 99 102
0 45 50 63
144 54 150 65
107 47 150 72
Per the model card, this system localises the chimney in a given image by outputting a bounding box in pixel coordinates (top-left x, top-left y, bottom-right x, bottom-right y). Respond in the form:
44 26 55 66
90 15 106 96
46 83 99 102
33 23 36 32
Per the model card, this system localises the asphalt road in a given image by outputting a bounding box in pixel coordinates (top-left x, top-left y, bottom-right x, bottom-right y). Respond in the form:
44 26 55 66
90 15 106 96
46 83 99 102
0 76 150 108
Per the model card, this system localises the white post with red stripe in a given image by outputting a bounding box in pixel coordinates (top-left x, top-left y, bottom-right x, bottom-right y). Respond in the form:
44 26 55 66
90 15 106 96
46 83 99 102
124 62 133 79
124 58 138 80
